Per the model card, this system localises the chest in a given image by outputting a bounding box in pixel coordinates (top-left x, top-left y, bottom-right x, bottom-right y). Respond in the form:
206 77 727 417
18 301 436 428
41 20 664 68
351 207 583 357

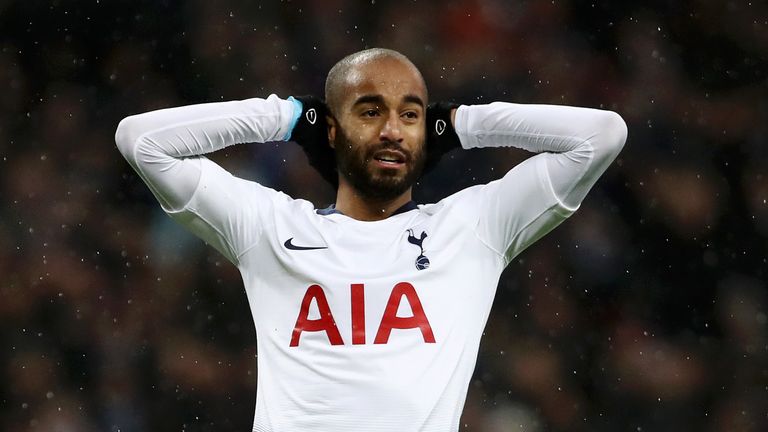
259 211 472 278
243 219 502 344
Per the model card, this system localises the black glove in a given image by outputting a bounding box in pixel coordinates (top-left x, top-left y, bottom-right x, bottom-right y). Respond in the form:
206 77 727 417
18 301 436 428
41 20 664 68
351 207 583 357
424 101 461 175
290 95 338 187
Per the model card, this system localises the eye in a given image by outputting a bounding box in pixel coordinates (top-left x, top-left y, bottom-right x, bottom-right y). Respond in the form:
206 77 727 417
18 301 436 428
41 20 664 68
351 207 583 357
362 109 379 117
402 111 419 120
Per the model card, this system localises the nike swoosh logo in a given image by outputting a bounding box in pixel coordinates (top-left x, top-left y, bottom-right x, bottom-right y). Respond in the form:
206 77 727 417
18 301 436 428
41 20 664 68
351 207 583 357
284 238 328 251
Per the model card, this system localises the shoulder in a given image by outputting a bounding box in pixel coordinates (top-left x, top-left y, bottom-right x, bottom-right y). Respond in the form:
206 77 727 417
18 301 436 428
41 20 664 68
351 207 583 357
192 158 316 215
417 183 487 221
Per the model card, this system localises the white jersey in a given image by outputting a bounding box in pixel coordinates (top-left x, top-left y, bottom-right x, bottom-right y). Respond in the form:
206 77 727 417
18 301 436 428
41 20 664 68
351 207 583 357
115 95 626 432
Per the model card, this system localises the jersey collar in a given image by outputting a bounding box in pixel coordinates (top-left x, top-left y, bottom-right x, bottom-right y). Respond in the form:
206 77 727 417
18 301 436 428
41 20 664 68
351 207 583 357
316 200 418 217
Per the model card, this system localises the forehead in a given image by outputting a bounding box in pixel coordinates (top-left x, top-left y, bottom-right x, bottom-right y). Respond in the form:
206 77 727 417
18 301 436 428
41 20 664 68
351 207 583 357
341 57 427 106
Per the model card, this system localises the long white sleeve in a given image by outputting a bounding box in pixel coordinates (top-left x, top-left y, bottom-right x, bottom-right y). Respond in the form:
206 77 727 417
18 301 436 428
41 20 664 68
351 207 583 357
455 102 627 210
115 94 298 212
453 102 627 260
114 94 300 263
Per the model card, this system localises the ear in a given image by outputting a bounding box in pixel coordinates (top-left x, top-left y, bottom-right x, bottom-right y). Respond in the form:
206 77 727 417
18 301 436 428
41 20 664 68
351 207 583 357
326 115 337 148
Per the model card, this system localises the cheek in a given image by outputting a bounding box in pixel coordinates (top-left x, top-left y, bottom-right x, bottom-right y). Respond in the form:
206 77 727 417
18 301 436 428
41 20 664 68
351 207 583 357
407 129 427 155
340 122 377 144
355 126 380 143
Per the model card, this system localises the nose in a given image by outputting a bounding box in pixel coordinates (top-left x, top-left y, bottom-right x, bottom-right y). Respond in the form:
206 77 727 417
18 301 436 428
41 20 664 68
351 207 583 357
379 111 403 143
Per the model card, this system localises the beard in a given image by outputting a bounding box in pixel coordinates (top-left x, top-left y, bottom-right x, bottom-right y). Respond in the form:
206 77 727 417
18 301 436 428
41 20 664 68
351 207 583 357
334 127 425 201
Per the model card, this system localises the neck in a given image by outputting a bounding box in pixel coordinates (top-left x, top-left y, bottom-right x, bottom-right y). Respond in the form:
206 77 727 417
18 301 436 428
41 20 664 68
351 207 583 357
334 182 413 221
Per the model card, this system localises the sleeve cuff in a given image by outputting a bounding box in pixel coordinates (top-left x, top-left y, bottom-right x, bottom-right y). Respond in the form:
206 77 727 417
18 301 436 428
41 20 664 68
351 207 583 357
284 96 304 141
453 105 476 149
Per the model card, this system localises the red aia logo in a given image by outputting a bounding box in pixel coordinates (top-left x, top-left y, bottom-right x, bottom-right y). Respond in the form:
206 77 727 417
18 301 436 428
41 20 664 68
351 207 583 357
290 282 435 346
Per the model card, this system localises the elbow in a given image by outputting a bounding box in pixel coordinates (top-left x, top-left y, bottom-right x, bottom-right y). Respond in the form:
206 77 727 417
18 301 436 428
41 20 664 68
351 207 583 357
594 110 627 158
604 110 628 151
114 115 145 159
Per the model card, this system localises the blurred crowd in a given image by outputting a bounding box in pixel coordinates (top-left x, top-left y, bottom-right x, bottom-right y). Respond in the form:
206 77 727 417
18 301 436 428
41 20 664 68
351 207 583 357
1 0 767 431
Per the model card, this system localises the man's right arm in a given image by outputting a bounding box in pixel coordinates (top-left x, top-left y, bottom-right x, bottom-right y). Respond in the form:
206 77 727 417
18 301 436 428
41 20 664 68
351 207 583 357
115 94 301 263
115 94 299 211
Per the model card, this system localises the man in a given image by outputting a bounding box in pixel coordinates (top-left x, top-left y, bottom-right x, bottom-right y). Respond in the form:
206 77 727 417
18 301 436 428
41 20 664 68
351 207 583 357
115 48 626 431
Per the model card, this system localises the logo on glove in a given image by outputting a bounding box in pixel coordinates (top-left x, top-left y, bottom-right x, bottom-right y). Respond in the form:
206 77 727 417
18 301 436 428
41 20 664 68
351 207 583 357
435 119 446 136
306 108 317 125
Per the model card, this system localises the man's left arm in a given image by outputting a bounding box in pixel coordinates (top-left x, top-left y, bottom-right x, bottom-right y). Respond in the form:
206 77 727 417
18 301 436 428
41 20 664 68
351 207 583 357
449 102 627 262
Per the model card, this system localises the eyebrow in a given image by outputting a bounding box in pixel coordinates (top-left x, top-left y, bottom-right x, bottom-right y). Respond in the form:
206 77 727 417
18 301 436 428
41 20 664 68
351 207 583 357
352 93 425 109
352 94 385 107
402 94 425 108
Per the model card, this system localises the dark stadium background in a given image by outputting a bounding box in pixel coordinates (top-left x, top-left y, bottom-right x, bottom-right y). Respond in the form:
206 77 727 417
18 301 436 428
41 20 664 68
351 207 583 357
1 1 766 431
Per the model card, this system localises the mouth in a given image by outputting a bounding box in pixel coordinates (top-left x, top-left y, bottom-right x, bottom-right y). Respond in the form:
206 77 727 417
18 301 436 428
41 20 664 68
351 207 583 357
372 149 407 168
